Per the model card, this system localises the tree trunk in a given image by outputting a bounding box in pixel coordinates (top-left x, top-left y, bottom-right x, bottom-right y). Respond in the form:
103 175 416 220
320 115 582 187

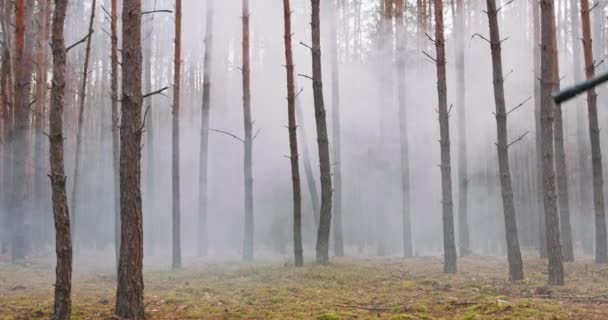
455 0 470 257
310 0 333 265
433 0 457 274
198 0 214 258
485 0 524 281
115 0 144 317
71 0 96 244
581 0 608 264
540 0 564 286
172 0 182 270
282 0 303 267
241 0 254 262
110 0 120 268
329 0 344 257
49 0 72 317
143 0 155 256
394 0 412 258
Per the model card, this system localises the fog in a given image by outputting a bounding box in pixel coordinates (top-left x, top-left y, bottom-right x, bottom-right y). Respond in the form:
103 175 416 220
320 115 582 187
1 0 605 272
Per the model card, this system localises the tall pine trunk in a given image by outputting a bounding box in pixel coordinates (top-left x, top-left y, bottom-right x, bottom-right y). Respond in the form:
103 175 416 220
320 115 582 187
485 0 524 281
71 0 96 243
241 0 254 262
329 0 344 257
115 0 145 317
580 0 608 264
433 0 457 274
49 0 72 317
198 0 214 258
540 0 564 286
311 0 333 265
172 0 182 270
282 0 303 267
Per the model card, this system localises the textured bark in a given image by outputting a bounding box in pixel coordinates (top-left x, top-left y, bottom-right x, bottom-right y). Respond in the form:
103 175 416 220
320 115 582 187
311 0 333 265
580 0 608 264
329 0 344 257
71 0 96 243
485 0 524 281
540 0 564 286
115 0 145 317
172 0 182 270
394 0 412 258
110 0 120 267
455 0 470 257
49 0 72 317
241 0 254 262
433 0 457 274
198 0 214 258
282 0 303 267
532 0 547 259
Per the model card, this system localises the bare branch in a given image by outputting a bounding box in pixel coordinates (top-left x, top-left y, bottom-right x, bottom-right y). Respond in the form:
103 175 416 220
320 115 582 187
508 131 530 148
447 104 454 118
142 9 173 15
507 96 532 116
66 31 93 53
139 105 152 132
253 128 261 141
299 42 313 51
496 0 515 13
503 69 514 81
471 33 491 44
425 32 435 43
209 129 245 143
295 88 304 98
297 74 313 81
100 4 111 18
143 86 169 99
422 51 437 63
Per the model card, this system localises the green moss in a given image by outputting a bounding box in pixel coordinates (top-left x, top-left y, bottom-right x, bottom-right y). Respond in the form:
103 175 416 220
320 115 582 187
317 312 340 320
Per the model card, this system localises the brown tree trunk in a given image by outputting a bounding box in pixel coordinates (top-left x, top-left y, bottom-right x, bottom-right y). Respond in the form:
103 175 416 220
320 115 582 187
485 0 524 281
115 0 144 317
311 0 333 265
329 0 344 257
70 0 96 243
49 0 72 317
540 0 564 286
455 0 470 257
282 0 303 267
433 0 457 274
198 0 214 258
242 0 254 262
581 0 608 264
394 0 412 258
172 0 182 270
111 0 120 267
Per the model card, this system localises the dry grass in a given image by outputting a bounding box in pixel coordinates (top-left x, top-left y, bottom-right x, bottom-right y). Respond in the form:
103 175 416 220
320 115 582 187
1 255 608 319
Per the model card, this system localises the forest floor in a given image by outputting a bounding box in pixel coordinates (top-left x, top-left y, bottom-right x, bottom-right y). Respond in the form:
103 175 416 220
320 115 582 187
1 255 608 319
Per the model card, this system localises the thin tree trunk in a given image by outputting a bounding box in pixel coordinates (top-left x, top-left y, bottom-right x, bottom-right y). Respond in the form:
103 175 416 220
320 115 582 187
311 0 333 265
49 0 71 317
581 0 608 264
115 0 144 317
198 0 214 258
295 92 320 228
172 0 182 270
433 0 457 274
110 0 120 268
455 0 470 257
394 0 412 258
70 0 96 243
282 0 303 267
242 0 254 262
485 0 524 281
540 0 564 286
329 0 344 257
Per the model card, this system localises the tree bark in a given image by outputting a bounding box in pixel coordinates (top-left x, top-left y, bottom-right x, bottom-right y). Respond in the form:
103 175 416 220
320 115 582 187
455 0 470 257
172 0 182 270
433 0 457 274
282 0 303 267
310 0 333 265
241 0 254 262
485 0 524 281
111 0 120 268
115 0 145 317
540 0 564 286
198 0 214 258
581 0 608 264
49 0 72 317
71 0 96 243
329 0 344 257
